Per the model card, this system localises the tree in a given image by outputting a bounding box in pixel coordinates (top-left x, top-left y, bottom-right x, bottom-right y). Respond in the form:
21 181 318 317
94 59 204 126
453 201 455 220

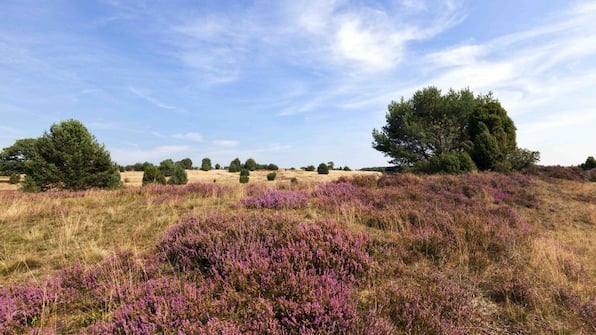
317 163 329 175
267 172 277 181
304 165 316 172
372 87 534 172
215 163 221 170
229 158 242 172
327 161 335 170
159 159 176 177
168 164 188 185
244 158 257 171
26 120 121 191
581 156 596 170
0 138 37 175
177 158 193 170
142 165 166 185
267 163 279 171
200 158 212 171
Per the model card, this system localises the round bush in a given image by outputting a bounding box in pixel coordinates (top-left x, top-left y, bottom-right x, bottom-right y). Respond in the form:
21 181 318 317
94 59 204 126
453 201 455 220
240 169 250 177
267 172 277 181
317 163 329 175
239 175 249 183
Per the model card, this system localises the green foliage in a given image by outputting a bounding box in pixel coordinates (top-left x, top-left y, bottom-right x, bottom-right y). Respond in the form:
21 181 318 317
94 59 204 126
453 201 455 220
26 120 121 191
215 163 221 170
142 165 166 185
413 152 477 174
304 165 315 172
229 158 241 172
291 177 298 183
372 87 534 172
20 175 40 192
239 175 249 183
0 138 37 175
507 148 540 171
267 172 277 181
240 169 250 177
159 159 176 177
327 161 334 170
317 163 329 175
267 163 279 171
244 158 257 171
168 165 188 185
8 173 20 184
468 100 517 170
177 158 193 170
372 87 475 166
343 166 351 171
581 156 596 170
200 158 212 171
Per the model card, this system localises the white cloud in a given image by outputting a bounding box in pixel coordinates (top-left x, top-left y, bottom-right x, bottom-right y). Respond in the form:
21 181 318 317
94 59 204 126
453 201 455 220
129 87 176 110
173 132 204 142
212 140 239 147
111 145 191 164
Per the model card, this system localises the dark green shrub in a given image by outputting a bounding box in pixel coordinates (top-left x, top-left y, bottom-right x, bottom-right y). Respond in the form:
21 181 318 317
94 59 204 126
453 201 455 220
240 169 250 177
20 175 40 192
215 163 221 170
244 158 257 171
267 172 277 181
581 156 596 170
229 158 242 172
8 173 20 184
159 159 176 177
267 163 279 171
239 175 249 183
415 152 476 174
343 166 351 171
177 158 193 170
200 158 212 171
168 165 188 185
317 163 329 175
305 165 315 172
142 165 166 185
507 148 540 171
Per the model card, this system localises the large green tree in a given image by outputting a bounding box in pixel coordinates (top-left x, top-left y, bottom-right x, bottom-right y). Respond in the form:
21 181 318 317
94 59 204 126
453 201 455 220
26 119 121 191
0 138 37 175
372 87 536 172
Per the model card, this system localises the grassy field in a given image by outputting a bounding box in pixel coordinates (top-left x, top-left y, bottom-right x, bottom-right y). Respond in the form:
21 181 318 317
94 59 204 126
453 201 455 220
0 172 594 334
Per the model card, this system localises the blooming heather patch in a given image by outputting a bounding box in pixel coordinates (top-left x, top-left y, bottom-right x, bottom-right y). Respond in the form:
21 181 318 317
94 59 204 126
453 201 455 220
0 280 59 334
241 190 309 209
312 182 373 211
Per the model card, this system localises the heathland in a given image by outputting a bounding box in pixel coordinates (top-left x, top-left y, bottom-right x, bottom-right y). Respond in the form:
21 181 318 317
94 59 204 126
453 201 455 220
0 170 594 334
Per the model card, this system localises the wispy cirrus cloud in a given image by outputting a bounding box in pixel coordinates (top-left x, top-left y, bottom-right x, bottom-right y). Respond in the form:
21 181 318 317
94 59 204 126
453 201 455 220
129 87 176 110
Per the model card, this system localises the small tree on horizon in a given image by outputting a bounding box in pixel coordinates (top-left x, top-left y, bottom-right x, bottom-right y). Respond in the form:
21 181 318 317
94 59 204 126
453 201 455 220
142 165 166 185
244 158 257 171
200 158 212 171
317 163 329 175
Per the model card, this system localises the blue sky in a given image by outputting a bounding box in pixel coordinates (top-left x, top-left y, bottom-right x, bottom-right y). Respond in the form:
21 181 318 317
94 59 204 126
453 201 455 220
1 0 595 168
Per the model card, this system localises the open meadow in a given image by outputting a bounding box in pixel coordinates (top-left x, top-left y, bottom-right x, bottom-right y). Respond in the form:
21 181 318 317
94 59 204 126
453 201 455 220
0 172 594 334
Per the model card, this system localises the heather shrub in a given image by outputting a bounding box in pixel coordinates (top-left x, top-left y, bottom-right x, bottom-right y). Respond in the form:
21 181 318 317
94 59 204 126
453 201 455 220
266 172 276 181
371 271 476 334
158 213 373 333
0 280 59 333
317 163 329 174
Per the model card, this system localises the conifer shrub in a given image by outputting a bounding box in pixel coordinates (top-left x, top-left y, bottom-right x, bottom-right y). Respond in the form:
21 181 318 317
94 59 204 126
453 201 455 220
267 172 277 181
168 165 188 185
20 175 40 192
142 165 166 185
239 175 249 183
304 165 315 171
8 173 20 184
317 163 329 174
240 169 250 177
267 163 279 171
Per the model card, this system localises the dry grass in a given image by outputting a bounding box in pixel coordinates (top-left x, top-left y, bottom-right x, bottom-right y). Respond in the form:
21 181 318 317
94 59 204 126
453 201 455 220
121 169 381 187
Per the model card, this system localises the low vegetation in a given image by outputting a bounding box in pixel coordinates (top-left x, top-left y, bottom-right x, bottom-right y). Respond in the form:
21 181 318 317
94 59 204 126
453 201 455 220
0 172 594 334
